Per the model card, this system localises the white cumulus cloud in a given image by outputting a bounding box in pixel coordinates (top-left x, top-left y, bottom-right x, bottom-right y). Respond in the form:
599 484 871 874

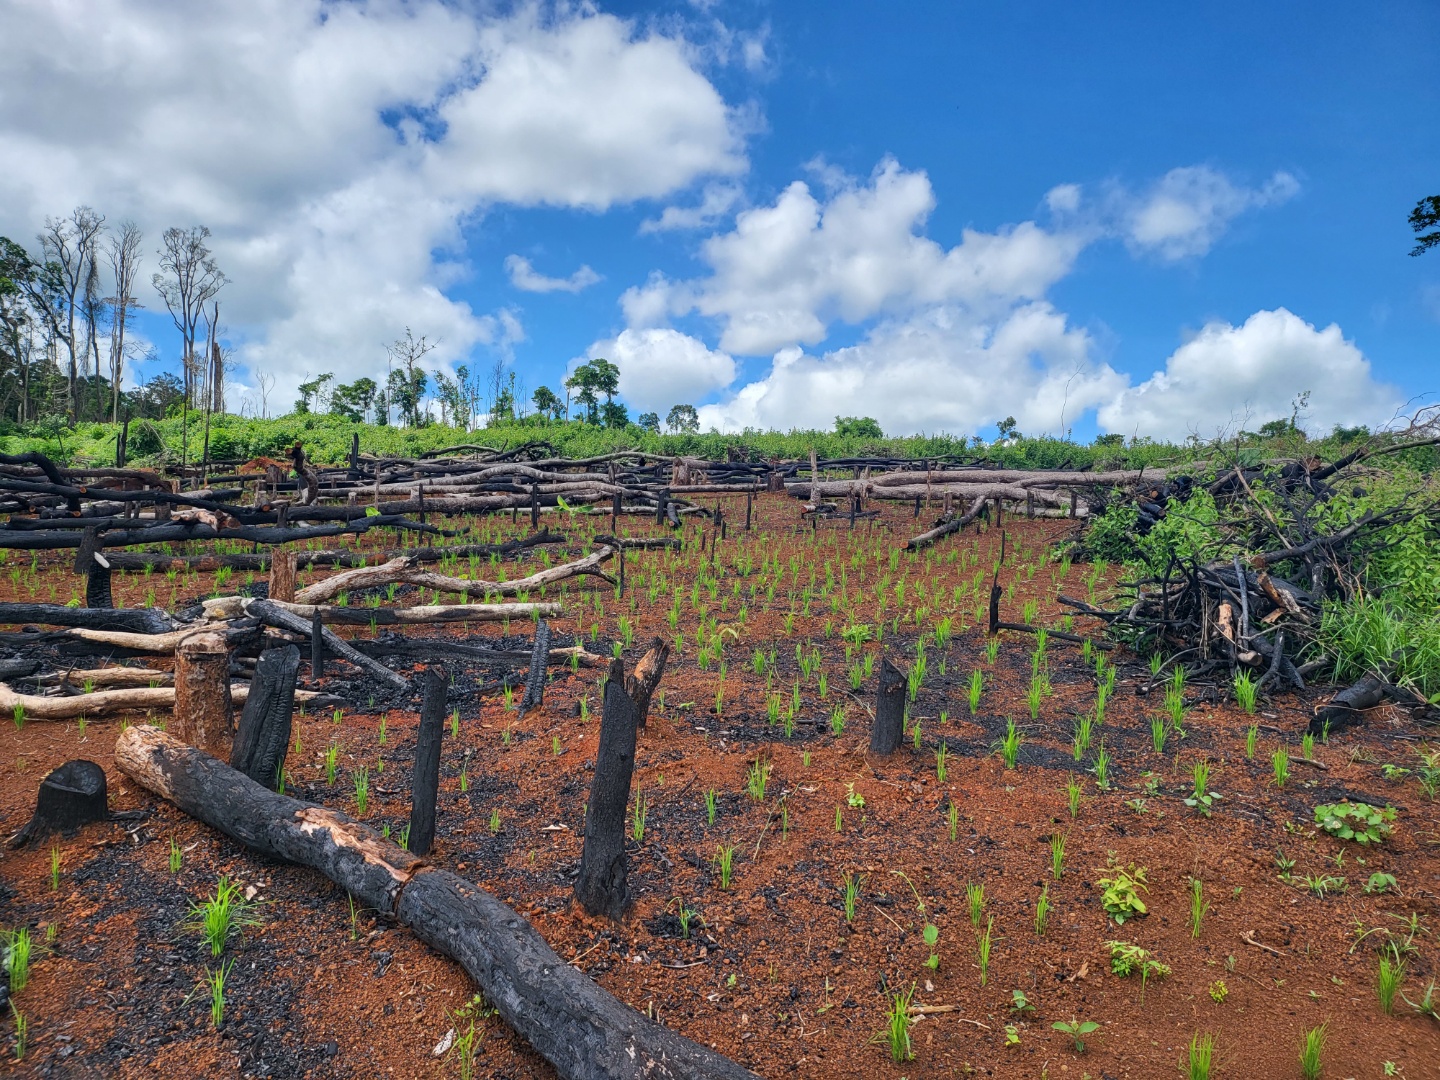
582 328 736 416
504 255 602 294
697 303 1126 436
1098 308 1400 438
0 0 748 403
1122 166 1300 261
624 157 1087 356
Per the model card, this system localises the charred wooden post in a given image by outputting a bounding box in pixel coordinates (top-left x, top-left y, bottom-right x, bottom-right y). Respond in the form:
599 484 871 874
655 487 668 525
311 608 325 678
611 490 620 533
745 489 753 530
617 544 626 594
624 637 670 729
988 583 1002 635
230 646 299 789
6 760 109 848
349 432 360 477
76 528 113 609
175 630 234 758
870 657 906 755
575 659 639 919
113 725 757 1080
517 619 551 718
269 548 298 603
530 483 540 530
409 666 447 856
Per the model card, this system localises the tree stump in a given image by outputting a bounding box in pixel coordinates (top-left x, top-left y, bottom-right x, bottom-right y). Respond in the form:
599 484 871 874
409 667 447 856
175 631 233 758
870 657 906 755
6 760 109 847
230 646 299 788
624 637 670 730
269 549 298 603
517 620 551 718
575 659 639 919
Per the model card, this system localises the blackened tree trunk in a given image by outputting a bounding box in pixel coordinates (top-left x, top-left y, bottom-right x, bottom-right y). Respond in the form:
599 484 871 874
518 619 551 718
870 657 906 755
575 659 639 919
113 725 756 1080
409 666 447 856
230 646 299 788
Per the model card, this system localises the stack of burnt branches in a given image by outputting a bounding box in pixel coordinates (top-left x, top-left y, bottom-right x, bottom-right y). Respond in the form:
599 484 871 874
1062 418 1440 719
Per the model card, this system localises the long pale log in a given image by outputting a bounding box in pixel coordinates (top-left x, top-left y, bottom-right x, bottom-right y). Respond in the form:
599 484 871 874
114 726 757 1080
294 545 614 605
64 627 207 652
240 599 409 690
0 682 329 720
35 667 173 689
101 532 569 572
203 595 562 625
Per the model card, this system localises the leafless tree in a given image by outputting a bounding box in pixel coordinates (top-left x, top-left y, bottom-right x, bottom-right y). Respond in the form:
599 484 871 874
104 221 143 422
202 301 225 413
152 226 226 409
255 371 275 419
39 206 105 419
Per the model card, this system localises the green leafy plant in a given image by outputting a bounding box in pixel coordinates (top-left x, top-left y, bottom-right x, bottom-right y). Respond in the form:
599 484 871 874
1314 801 1396 844
1208 979 1228 1003
1052 1017 1100 1053
1185 759 1221 817
1107 940 1170 1000
922 922 941 969
1096 863 1149 923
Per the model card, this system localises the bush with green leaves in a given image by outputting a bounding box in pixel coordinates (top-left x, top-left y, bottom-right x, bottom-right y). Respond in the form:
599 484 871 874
1314 801 1396 845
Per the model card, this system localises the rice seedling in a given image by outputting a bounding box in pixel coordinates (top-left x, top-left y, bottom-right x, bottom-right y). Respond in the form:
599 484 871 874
353 765 370 815
1151 715 1169 753
829 705 845 735
1034 885 1051 935
1072 713 1093 760
1067 774 1083 818
203 959 234 1028
1272 748 1290 787
884 983 916 1062
704 789 718 825
186 875 263 957
169 836 183 874
968 669 983 713
1245 723 1258 759
324 744 339 784
967 881 985 926
1298 1023 1327 1080
631 794 647 842
841 872 863 923
1050 833 1066 880
977 916 995 985
948 801 959 840
3 927 31 993
996 718 1023 769
712 845 735 889
49 846 60 891
935 742 949 782
1234 670 1257 713
1093 741 1111 789
10 1005 24 1060
1378 942 1405 1015
1185 1033 1215 1080
488 809 501 834
985 637 1000 664
745 756 771 801
1189 878 1209 938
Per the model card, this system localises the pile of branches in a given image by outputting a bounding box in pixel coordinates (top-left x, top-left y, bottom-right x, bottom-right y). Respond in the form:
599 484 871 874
1062 422 1440 720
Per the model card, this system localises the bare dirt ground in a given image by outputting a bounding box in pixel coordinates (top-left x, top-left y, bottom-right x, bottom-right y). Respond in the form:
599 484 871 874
1 495 1437 1078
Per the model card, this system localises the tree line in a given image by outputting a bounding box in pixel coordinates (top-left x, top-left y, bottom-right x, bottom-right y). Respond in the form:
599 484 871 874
0 207 231 427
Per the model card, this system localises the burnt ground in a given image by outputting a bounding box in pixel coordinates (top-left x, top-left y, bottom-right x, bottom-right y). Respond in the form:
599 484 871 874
1 496 1438 1078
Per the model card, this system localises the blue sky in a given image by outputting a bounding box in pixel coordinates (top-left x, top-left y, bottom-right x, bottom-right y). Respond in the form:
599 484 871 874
2 0 1436 437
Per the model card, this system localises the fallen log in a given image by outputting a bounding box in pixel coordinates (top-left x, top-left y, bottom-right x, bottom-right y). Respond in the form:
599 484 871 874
294 545 614 606
242 599 409 691
100 532 570 572
204 595 561 626
0 603 177 635
0 680 333 720
33 666 171 689
351 636 606 668
114 725 755 1080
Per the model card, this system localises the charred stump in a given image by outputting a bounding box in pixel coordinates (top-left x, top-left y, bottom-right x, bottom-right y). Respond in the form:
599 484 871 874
517 619 551 718
575 659 639 920
409 666 447 856
624 637 670 730
6 760 109 847
870 657 906 755
230 646 300 789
